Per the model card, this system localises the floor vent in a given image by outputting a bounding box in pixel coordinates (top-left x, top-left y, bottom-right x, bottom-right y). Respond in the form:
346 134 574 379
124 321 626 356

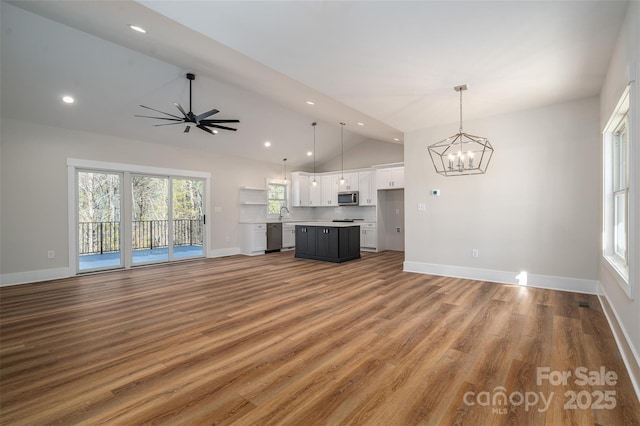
578 301 590 308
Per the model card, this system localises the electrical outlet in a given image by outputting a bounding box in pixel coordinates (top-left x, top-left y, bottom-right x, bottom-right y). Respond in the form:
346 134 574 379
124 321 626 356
472 249 479 258
47 250 55 259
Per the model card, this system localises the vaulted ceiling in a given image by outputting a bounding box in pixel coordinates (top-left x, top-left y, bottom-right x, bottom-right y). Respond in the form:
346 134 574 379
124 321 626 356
1 1 628 168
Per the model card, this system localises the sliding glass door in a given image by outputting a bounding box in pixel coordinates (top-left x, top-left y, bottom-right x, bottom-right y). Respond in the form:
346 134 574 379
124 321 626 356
130 175 205 265
75 165 207 273
77 171 123 272
172 178 205 259
131 175 170 265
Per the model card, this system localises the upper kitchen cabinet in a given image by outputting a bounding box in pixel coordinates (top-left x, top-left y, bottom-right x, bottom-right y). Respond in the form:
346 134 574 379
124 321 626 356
291 172 310 207
337 172 359 192
358 171 377 206
321 174 338 206
309 176 322 206
377 166 404 190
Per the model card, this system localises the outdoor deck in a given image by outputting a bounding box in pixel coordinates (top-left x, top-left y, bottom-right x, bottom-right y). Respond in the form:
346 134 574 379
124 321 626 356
79 245 204 270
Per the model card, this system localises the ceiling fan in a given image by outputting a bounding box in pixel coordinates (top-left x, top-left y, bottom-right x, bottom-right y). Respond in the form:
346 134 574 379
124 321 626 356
135 73 240 135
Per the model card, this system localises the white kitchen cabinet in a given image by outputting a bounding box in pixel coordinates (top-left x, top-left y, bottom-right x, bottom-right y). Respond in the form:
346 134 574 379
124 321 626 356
282 224 296 249
321 174 338 206
360 223 377 251
309 176 322 206
337 172 359 192
240 223 266 255
291 172 310 207
358 171 377 206
377 167 404 190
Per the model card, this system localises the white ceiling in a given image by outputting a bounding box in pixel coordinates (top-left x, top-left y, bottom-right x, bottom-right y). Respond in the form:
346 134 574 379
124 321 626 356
1 0 629 168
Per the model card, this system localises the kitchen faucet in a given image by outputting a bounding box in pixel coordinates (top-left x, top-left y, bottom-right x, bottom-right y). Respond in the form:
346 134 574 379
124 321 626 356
279 206 290 221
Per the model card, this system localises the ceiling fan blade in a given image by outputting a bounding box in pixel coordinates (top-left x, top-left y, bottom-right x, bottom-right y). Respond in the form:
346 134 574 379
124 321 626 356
184 125 190 133
174 102 189 118
153 122 184 127
200 119 240 124
201 123 238 132
139 105 182 119
197 125 215 135
195 108 219 121
134 115 183 122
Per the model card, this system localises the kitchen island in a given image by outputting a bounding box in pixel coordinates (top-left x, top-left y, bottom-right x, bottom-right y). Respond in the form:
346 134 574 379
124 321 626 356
294 222 361 263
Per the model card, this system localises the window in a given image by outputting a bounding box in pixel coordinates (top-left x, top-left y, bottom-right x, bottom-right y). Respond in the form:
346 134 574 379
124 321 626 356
268 182 287 215
613 116 628 262
602 86 632 296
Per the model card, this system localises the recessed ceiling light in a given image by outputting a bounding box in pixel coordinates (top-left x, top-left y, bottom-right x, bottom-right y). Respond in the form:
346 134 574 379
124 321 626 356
306 101 315 105
393 137 400 141
62 95 74 104
307 151 313 156
264 141 271 147
128 24 146 34
357 122 364 126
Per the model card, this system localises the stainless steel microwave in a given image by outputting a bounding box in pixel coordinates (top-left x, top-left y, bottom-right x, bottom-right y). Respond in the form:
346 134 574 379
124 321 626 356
338 191 359 206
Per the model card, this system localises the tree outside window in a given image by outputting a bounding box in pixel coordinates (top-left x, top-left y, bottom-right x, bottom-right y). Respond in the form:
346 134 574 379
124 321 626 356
268 183 287 215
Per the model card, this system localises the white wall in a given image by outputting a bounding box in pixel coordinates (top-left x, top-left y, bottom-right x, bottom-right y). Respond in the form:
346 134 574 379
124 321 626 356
0 118 284 281
404 96 600 293
318 139 403 172
598 0 640 398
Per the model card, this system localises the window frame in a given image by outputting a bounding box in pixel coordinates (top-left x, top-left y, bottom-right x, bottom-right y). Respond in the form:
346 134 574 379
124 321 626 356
266 178 289 217
602 85 634 298
612 114 629 263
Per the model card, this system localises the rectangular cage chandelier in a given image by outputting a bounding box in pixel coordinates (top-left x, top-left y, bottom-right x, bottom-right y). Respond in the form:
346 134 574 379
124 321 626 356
427 84 494 176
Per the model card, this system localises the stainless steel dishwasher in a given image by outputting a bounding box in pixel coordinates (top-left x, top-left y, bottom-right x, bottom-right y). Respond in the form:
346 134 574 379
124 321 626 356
266 222 282 253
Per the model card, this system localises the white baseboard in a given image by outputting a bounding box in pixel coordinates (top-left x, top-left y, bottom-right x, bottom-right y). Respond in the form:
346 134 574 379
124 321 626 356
208 247 241 258
0 267 73 287
598 288 640 402
1 248 243 286
403 261 599 294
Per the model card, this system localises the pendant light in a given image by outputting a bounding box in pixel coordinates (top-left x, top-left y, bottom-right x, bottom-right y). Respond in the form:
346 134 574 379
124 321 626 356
311 122 318 186
427 84 494 176
339 122 346 185
282 158 287 182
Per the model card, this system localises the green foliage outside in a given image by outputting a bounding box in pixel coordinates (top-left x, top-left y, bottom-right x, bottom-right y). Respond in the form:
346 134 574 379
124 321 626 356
268 184 286 215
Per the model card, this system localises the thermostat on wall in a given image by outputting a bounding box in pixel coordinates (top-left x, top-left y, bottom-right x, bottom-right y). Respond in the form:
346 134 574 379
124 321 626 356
431 189 440 196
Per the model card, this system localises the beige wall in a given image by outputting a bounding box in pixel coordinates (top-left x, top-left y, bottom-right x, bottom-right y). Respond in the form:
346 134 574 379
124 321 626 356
0 118 283 277
404 96 600 283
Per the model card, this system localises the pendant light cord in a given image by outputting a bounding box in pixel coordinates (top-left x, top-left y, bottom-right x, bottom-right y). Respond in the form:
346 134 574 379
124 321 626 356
340 122 345 179
459 88 463 134
312 122 317 181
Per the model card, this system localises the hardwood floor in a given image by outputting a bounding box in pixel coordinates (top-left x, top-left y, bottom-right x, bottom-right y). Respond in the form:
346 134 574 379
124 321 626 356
1 251 638 425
